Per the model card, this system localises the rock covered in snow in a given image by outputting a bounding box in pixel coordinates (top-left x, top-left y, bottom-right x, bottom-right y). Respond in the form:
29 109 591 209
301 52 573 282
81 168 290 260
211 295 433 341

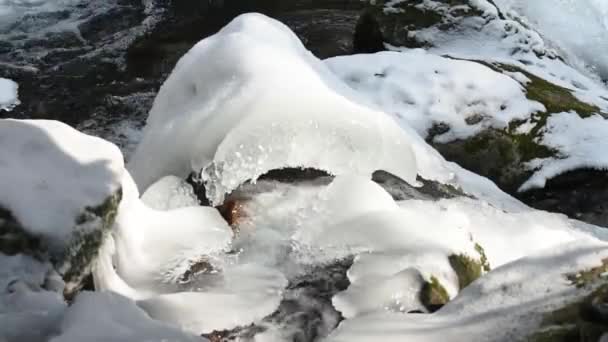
334 0 608 226
327 242 608 342
128 13 418 205
0 119 123 296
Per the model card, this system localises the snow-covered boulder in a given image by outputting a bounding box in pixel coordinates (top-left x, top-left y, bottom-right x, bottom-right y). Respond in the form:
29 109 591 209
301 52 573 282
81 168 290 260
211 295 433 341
0 119 124 296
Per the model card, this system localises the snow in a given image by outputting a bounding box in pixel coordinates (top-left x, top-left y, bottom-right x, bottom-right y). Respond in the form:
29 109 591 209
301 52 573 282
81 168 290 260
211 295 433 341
0 119 124 249
494 0 608 80
520 112 608 191
0 253 66 342
326 50 544 142
51 292 202 342
327 241 608 342
0 78 19 111
128 13 418 205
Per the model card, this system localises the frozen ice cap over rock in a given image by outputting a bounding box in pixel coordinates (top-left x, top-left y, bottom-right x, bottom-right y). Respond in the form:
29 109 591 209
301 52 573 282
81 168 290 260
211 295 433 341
128 13 418 205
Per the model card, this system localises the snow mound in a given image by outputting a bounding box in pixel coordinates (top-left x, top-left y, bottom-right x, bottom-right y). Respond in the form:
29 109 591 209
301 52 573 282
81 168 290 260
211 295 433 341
0 119 123 248
51 291 202 342
0 78 19 111
326 50 545 142
128 13 418 205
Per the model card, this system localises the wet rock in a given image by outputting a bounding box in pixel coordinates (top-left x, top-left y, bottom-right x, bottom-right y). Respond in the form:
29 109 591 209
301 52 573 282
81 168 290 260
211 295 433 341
517 169 608 227
362 0 486 49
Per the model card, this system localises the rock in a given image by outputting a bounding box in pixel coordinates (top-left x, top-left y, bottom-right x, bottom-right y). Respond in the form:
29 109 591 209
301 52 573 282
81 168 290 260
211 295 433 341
517 169 608 228
530 259 608 341
361 0 486 49
420 276 450 313
0 120 125 299
432 61 606 194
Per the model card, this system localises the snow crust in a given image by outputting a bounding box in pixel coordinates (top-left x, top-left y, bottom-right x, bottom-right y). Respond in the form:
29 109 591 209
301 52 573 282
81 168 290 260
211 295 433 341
128 13 418 205
0 78 19 111
0 119 123 248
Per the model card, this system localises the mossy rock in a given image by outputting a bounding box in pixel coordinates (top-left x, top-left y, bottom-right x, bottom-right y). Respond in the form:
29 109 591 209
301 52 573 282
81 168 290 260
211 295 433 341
359 0 485 49
529 259 608 341
447 242 490 291
420 276 450 312
0 189 122 299
432 61 605 193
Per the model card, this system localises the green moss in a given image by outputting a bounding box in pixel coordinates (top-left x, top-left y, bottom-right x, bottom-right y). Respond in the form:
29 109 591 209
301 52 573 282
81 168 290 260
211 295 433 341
530 325 580 342
449 254 483 290
531 284 608 342
566 258 608 288
432 58 605 192
62 189 122 299
475 243 491 272
420 276 450 312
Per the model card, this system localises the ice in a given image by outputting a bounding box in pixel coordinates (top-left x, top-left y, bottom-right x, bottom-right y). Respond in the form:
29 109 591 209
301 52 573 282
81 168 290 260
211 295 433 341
332 268 426 318
520 112 608 191
128 13 418 205
93 172 286 334
0 78 19 111
0 119 123 248
326 50 545 142
140 175 199 210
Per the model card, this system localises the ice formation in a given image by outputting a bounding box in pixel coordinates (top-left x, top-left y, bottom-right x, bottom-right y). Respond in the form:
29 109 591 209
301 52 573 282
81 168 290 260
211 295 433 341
128 13 418 204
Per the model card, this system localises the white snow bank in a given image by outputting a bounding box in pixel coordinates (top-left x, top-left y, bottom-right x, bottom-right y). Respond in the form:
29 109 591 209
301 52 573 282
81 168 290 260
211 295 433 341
0 78 19 111
129 13 417 205
326 50 544 142
0 119 123 248
396 197 597 267
51 291 202 342
327 241 608 342
0 253 65 342
520 112 608 191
